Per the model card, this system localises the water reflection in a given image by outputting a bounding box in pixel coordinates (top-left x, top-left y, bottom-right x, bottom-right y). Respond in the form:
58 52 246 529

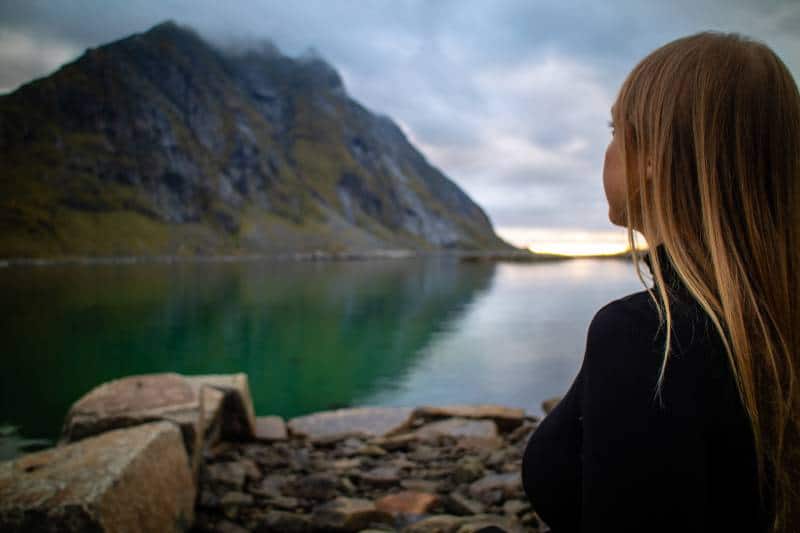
0 257 496 442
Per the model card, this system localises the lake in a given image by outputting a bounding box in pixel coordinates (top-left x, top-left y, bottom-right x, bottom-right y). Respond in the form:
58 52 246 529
0 255 646 456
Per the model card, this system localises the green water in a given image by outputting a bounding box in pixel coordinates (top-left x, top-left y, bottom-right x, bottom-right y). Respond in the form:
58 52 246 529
0 255 644 457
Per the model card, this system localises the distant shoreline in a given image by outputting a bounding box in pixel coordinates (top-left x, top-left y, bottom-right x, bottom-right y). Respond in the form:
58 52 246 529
0 248 640 268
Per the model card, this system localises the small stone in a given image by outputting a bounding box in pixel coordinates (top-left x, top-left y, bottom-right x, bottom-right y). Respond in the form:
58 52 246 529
503 499 530 516
368 432 417 451
455 514 519 533
359 465 401 486
507 421 536 444
358 444 389 457
310 497 394 531
205 461 247 489
400 479 441 493
468 472 522 499
443 492 486 516
254 415 287 441
220 491 254 506
541 396 562 416
414 418 498 441
402 514 468 533
284 472 340 500
456 436 505 452
408 445 439 463
375 490 440 515
258 509 313 532
250 473 290 498
331 457 363 470
453 458 485 484
269 495 300 510
215 519 249 533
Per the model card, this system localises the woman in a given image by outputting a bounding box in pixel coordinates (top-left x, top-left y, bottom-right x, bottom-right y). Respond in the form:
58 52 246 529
521 32 800 533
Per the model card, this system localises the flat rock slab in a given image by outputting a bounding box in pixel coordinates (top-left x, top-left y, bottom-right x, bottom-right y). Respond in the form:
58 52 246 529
287 407 414 441
413 404 526 432
0 421 194 532
414 417 498 440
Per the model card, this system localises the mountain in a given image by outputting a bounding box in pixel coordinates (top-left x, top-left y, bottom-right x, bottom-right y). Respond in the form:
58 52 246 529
0 21 517 258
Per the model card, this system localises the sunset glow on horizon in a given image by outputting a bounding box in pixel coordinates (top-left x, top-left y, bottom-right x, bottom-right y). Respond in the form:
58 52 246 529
497 227 650 257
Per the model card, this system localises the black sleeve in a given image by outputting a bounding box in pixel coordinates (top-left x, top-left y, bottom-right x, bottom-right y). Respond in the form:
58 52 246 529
580 302 709 532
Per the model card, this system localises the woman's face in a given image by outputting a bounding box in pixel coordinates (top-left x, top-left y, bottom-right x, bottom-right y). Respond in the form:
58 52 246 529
602 113 627 227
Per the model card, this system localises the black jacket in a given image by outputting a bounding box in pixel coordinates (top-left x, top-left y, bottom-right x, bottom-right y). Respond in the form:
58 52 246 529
521 243 772 532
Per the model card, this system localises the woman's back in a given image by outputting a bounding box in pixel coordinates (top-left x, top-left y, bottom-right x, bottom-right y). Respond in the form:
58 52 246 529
521 244 772 532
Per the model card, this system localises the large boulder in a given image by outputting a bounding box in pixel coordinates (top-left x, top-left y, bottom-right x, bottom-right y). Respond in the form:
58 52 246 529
0 421 195 532
60 372 256 477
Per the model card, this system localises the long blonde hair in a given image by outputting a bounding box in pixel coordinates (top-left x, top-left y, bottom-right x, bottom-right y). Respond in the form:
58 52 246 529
612 31 800 532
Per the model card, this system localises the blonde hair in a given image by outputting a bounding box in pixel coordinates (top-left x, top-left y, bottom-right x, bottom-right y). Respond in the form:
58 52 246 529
612 31 800 532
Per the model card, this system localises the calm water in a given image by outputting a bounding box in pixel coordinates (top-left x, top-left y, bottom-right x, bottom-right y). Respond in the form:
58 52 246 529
0 255 645 455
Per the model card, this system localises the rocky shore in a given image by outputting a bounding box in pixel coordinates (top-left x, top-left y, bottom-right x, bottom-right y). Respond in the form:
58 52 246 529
0 373 557 532
193 406 544 533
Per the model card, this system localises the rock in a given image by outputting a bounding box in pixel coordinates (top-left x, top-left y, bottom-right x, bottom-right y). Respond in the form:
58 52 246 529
469 472 522 500
287 407 415 441
455 514 522 533
267 495 300 511
413 405 526 432
376 490 440 515
443 492 486 516
409 444 440 463
402 514 468 532
254 416 287 441
452 458 485 484
60 373 205 460
368 432 418 451
205 461 246 489
284 472 340 500
185 374 257 440
401 479 441 493
357 444 389 457
455 436 504 452
502 499 529 516
359 465 401 486
414 418 498 441
220 491 254 506
310 497 394 531
0 421 194 532
541 396 562 416
216 519 250 533
250 473 290 498
506 422 536 444
331 457 363 470
60 372 257 480
255 509 313 532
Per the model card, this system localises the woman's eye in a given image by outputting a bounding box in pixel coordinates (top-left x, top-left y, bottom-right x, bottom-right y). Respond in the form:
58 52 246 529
607 120 616 134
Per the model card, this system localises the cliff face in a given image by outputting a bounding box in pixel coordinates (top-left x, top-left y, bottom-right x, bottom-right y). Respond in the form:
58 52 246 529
0 21 515 258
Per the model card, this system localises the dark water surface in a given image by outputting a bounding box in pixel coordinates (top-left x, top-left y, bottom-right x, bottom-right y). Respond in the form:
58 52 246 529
0 255 645 454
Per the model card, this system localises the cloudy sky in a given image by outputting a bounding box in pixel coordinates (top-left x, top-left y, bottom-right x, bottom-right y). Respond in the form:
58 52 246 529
1 0 798 249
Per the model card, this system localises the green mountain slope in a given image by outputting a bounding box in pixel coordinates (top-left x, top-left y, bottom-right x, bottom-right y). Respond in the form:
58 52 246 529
0 20 516 258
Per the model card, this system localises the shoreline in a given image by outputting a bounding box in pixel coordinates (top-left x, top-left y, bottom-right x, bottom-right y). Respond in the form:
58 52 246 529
0 372 560 532
0 247 636 268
